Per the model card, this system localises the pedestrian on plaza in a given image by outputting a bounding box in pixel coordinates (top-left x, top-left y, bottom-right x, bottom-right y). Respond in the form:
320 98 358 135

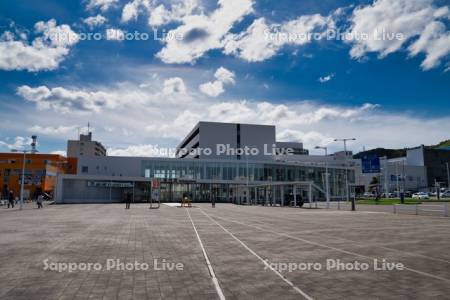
125 192 132 209
8 190 14 208
37 193 44 209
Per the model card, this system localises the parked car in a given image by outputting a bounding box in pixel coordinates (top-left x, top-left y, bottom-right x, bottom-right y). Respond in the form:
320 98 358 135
363 192 375 198
404 191 413 198
381 192 395 198
441 191 450 198
412 192 429 200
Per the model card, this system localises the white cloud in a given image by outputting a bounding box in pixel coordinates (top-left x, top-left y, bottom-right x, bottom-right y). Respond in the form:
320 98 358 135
319 73 334 83
106 28 125 41
120 0 200 26
86 0 118 12
408 21 450 70
199 67 235 97
50 150 67 156
223 14 333 62
347 0 450 70
199 81 224 97
12 75 450 156
0 136 33 150
17 85 125 113
0 19 79 72
27 125 78 136
16 76 191 115
149 0 200 27
162 77 187 95
83 15 107 28
156 0 254 64
121 0 152 23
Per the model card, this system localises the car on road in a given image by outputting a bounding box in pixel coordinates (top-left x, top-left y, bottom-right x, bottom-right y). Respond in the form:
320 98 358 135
363 192 375 198
412 192 429 200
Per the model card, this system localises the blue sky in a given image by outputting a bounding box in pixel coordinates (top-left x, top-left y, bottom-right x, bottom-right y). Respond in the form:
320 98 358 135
0 0 449 156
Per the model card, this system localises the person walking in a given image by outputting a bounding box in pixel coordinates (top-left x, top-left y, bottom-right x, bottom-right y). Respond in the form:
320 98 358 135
37 193 44 209
8 191 14 208
125 192 132 209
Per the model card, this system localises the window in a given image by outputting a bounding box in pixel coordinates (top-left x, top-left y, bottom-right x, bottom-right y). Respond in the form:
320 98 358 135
81 166 89 173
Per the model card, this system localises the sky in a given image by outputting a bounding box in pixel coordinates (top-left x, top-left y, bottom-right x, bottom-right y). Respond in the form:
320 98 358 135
0 0 449 157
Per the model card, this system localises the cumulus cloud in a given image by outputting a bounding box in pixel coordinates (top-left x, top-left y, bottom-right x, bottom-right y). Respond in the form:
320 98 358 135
156 0 254 64
12 75 450 156
16 76 190 114
0 136 33 150
223 14 333 62
86 0 118 11
162 77 187 95
120 0 200 26
149 0 200 27
121 0 152 23
17 85 124 113
347 0 450 70
27 125 78 136
319 73 335 83
83 14 107 28
199 67 235 97
0 19 79 72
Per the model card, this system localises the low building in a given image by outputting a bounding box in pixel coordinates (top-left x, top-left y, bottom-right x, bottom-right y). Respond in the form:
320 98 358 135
0 153 77 200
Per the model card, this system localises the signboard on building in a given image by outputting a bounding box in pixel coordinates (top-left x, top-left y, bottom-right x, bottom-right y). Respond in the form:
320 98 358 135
87 181 134 188
361 155 381 174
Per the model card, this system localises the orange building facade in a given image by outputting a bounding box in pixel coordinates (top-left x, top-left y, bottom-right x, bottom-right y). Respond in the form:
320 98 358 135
0 153 77 200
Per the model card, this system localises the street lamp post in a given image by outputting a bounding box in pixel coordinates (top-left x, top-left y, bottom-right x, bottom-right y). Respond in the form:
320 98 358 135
334 138 356 202
315 146 330 209
447 162 450 189
11 149 30 210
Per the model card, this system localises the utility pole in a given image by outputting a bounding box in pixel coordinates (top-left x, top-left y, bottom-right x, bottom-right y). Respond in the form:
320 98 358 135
334 138 356 202
315 146 330 208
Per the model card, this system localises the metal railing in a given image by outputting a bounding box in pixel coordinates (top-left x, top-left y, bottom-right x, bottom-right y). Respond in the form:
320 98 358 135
393 203 449 217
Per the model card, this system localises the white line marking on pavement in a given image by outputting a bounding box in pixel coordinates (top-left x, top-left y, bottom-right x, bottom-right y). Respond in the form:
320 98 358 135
208 213 450 283
186 208 226 300
198 208 314 300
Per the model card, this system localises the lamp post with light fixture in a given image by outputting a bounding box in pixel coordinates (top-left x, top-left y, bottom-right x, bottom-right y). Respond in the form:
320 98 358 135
315 146 330 208
334 138 356 202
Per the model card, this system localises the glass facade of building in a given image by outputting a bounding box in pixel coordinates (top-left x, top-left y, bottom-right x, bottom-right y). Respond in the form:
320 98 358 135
141 159 354 202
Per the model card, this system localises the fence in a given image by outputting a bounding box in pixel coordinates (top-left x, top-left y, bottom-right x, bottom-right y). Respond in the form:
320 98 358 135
393 203 449 217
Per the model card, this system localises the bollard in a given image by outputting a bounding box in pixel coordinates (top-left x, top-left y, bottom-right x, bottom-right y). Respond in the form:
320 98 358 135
444 203 449 217
415 204 419 215
393 204 397 214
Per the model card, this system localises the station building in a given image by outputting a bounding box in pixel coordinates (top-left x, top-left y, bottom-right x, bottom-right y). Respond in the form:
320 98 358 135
56 122 354 204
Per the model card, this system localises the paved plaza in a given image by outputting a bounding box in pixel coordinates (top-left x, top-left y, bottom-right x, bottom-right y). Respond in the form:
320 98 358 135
1 203 450 299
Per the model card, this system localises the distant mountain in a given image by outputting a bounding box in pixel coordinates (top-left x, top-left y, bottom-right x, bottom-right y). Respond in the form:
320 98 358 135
353 148 406 159
354 140 450 159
